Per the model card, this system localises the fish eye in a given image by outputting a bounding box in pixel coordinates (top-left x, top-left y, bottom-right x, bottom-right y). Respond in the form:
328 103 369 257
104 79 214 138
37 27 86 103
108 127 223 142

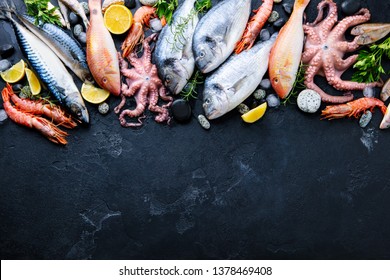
102 77 107 84
205 98 211 104
165 75 171 84
273 77 279 84
199 51 205 58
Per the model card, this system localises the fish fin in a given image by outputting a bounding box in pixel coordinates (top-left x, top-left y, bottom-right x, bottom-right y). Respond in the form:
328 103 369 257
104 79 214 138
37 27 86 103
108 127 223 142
227 74 252 94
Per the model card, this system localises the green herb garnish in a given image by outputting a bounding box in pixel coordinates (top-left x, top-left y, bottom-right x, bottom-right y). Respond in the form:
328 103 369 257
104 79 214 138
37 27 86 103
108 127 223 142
24 0 62 26
155 0 178 25
195 0 211 13
352 36 390 83
181 70 204 101
282 62 307 105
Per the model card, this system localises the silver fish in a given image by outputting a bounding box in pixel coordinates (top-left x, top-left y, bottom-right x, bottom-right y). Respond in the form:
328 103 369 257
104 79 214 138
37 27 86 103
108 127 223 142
0 11 89 123
59 0 89 29
203 33 277 120
17 14 93 83
154 0 198 95
192 0 251 73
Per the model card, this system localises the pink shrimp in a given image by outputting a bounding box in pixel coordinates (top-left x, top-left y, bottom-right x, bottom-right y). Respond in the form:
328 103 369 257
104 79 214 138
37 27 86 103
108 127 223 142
1 84 68 145
5 84 77 128
235 0 274 54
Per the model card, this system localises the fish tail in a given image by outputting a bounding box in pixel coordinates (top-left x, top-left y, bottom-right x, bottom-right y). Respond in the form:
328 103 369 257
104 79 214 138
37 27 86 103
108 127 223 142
294 0 311 9
0 0 13 21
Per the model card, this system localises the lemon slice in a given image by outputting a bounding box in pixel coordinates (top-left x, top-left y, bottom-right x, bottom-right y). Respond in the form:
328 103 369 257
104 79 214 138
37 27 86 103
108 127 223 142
102 0 124 13
104 4 132 35
241 102 267 123
1 59 25 83
25 68 41 95
81 83 110 104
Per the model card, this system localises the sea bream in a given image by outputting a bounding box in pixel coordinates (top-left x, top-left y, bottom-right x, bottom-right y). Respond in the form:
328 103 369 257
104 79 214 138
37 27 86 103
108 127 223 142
154 0 198 95
192 0 251 73
203 33 277 120
0 10 89 123
16 14 93 84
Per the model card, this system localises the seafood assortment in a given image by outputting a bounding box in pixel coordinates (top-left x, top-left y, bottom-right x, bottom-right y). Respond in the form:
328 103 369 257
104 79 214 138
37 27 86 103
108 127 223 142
1 84 72 144
302 0 382 103
203 34 277 120
269 0 310 99
154 0 198 95
192 0 251 73
115 35 172 127
87 0 120 96
0 9 89 123
0 0 389 144
235 0 274 54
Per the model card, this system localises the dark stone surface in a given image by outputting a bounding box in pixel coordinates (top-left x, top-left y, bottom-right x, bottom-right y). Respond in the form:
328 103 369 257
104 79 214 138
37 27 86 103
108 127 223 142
0 0 390 260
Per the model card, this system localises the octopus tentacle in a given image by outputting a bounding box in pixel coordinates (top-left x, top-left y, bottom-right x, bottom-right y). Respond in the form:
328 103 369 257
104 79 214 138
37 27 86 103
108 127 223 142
309 0 338 40
330 9 370 41
333 54 357 71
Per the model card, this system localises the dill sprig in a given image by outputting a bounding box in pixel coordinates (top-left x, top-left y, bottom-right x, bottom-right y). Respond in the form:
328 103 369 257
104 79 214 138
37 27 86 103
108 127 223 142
282 62 307 105
25 0 62 26
155 0 178 25
181 70 203 101
352 36 390 83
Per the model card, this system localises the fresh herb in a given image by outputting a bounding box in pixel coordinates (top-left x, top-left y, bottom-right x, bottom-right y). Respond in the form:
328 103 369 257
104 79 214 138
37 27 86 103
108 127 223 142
352 36 390 83
167 0 212 51
195 0 212 13
181 70 203 101
282 62 307 105
155 0 178 25
24 0 62 26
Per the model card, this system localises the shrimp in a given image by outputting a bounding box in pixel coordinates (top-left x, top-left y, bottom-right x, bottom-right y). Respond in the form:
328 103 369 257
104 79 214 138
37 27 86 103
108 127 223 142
235 0 274 54
5 84 77 129
121 6 159 58
1 85 68 145
321 97 387 120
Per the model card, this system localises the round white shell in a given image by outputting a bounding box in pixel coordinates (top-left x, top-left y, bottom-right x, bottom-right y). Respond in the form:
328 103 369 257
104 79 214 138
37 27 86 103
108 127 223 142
297 89 321 113
139 0 158 6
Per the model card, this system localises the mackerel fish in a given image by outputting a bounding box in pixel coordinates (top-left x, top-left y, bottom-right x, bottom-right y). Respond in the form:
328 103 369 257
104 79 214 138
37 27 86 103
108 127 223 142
154 0 198 95
17 14 92 83
0 11 89 123
192 0 251 73
203 33 278 120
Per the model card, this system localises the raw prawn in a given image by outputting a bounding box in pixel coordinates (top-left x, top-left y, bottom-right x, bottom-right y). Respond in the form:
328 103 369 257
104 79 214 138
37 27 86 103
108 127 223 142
235 0 273 54
1 85 68 145
121 6 159 57
321 97 387 120
5 84 77 129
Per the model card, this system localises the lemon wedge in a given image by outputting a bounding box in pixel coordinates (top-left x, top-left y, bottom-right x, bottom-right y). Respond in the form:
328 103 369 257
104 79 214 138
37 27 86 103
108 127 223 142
104 4 132 35
1 59 25 83
241 102 267 123
81 83 110 104
25 68 41 95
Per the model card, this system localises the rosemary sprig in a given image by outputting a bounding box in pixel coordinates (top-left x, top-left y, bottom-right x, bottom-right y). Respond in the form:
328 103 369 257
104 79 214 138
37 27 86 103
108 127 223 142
195 0 212 13
282 62 307 105
352 36 390 83
181 70 204 101
24 0 62 26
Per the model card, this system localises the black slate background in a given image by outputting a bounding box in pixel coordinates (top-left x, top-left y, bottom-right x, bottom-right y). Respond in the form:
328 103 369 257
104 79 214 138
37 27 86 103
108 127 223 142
0 0 389 260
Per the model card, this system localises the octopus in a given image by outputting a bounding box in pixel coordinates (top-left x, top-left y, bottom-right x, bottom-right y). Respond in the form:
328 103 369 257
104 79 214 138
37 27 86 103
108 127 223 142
302 0 382 104
114 34 173 127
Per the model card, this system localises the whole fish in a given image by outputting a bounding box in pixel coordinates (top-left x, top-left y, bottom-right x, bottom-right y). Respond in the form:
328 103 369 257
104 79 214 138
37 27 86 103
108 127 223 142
269 0 311 99
192 0 251 74
154 0 198 95
59 0 89 29
0 11 89 123
16 14 93 83
203 33 277 120
87 0 120 96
